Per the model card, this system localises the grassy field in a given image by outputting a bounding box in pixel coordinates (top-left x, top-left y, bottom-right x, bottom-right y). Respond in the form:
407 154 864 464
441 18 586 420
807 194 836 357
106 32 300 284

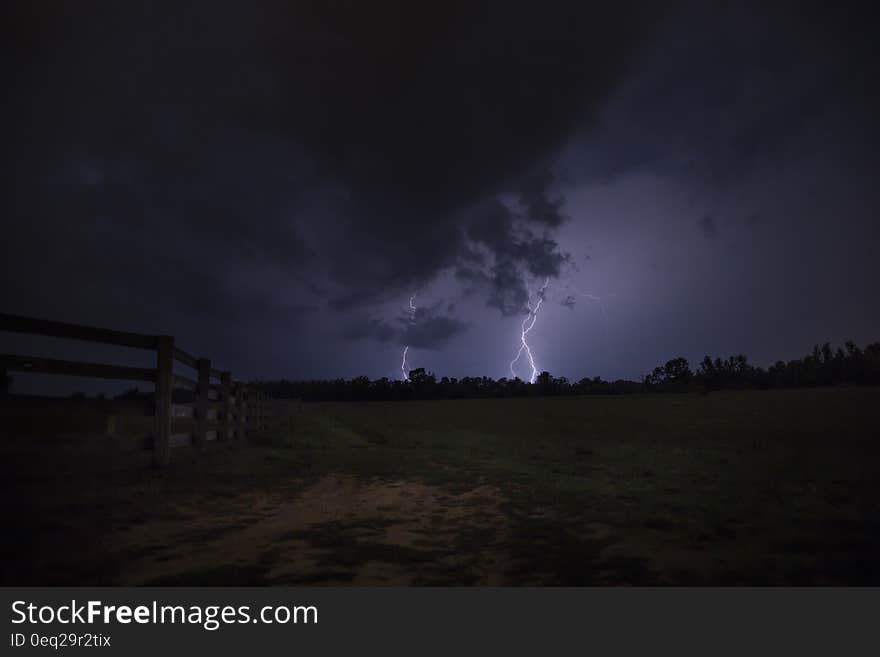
2 387 879 585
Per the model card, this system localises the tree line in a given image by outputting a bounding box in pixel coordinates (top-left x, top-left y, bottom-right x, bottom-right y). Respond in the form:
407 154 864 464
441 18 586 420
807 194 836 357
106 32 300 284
5 340 876 402
255 340 880 402
644 341 880 392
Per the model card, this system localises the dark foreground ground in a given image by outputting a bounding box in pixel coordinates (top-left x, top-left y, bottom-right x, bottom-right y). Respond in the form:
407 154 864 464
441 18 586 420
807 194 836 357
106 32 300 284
1 387 879 585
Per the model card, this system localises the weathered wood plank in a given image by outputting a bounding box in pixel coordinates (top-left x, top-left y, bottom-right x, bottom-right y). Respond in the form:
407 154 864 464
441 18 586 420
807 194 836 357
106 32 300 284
234 383 246 441
220 371 232 441
172 374 197 391
152 336 174 469
170 433 192 448
172 346 198 369
2 312 248 467
171 417 195 433
0 353 156 382
171 403 194 417
195 357 210 452
0 313 157 350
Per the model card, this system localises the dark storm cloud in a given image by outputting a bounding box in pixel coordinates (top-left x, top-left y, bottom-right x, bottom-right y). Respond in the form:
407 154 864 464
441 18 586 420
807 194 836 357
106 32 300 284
342 304 467 350
517 171 567 228
515 233 569 278
458 196 569 315
3 143 319 329
699 215 717 240
484 261 530 317
401 315 468 351
341 317 398 344
6 0 877 384
565 1 880 195
2 0 665 327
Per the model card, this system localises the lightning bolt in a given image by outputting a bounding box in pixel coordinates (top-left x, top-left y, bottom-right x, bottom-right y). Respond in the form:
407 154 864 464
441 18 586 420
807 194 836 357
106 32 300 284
401 293 417 381
571 287 610 320
509 278 550 384
400 346 409 381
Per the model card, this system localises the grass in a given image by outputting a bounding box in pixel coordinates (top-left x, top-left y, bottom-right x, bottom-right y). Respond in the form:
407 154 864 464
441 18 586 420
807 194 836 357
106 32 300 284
2 387 879 585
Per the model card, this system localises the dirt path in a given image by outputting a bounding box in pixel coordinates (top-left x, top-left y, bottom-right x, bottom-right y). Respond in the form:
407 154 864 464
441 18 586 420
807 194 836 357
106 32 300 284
107 475 514 585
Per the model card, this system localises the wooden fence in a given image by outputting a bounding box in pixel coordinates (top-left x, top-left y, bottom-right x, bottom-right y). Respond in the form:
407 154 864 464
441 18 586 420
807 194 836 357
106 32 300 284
0 312 266 467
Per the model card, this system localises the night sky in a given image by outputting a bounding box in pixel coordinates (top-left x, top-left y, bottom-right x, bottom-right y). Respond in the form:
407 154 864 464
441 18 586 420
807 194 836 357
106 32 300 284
3 1 879 390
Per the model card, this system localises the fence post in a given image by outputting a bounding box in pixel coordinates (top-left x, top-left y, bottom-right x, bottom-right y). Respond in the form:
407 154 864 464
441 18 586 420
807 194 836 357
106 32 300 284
233 381 241 442
152 335 174 469
195 357 210 451
221 371 232 441
237 384 247 442
232 382 240 442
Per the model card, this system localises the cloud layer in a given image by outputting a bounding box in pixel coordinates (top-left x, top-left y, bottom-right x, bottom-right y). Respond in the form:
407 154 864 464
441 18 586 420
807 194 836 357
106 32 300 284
3 1 879 385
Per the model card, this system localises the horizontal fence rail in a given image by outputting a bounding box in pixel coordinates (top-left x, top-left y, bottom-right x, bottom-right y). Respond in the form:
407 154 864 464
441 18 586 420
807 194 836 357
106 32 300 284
0 312 267 468
1 353 157 383
0 313 158 350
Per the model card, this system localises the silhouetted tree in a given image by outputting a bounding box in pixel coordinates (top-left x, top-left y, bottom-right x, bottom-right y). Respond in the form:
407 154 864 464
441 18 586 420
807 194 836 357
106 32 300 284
645 357 692 390
254 340 880 402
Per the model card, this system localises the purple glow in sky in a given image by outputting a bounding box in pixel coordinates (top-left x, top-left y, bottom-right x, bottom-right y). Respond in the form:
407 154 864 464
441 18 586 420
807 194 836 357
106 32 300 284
2 1 879 393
